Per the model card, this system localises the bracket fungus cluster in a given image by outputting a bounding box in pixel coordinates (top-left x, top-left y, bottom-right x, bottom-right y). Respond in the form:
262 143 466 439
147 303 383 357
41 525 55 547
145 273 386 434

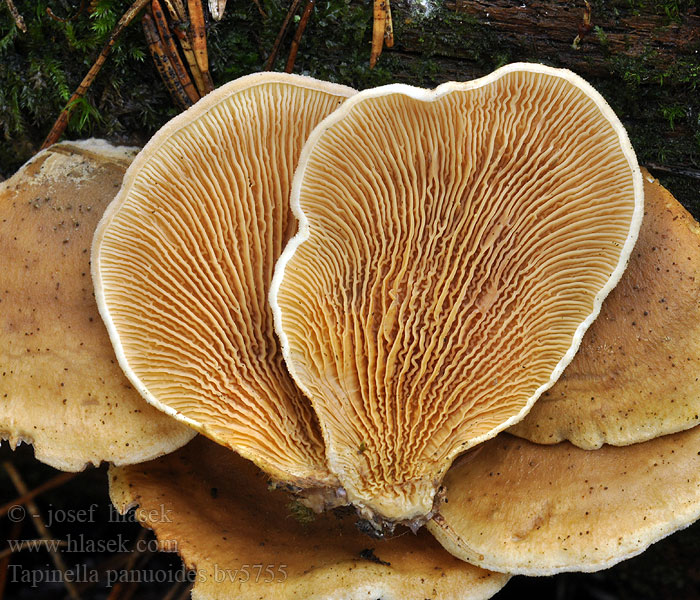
107 169 700 597
110 435 510 599
4 63 700 599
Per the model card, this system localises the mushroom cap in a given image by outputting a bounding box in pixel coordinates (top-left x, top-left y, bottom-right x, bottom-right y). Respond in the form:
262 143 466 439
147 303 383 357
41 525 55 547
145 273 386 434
427 426 700 575
270 63 643 521
510 170 700 448
0 140 195 471
109 435 509 600
93 73 355 487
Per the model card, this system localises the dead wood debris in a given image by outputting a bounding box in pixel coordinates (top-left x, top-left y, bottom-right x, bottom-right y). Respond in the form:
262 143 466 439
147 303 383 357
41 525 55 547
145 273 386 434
4 0 26 32
41 0 151 150
285 0 315 73
370 0 393 68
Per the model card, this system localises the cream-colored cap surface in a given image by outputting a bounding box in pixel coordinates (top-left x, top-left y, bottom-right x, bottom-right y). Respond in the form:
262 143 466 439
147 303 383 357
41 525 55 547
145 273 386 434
93 74 355 487
110 436 509 600
271 63 643 521
428 427 700 575
510 170 700 447
0 140 195 471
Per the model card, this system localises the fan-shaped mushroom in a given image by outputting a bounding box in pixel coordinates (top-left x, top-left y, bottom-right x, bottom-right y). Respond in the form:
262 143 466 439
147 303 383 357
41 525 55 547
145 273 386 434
92 74 355 488
0 140 194 470
109 170 700 590
428 426 700 574
270 63 642 523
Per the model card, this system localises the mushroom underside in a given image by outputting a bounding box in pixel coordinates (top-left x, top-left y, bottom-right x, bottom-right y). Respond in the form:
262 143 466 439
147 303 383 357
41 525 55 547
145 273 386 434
271 63 642 522
92 74 356 487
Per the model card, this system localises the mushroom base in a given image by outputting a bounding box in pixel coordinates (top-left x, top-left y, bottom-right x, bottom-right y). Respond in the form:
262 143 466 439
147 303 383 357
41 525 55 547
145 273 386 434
353 485 447 537
285 482 349 513
287 480 447 538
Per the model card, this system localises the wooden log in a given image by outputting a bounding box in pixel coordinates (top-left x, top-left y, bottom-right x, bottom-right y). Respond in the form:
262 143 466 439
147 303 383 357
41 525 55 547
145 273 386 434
390 1 700 81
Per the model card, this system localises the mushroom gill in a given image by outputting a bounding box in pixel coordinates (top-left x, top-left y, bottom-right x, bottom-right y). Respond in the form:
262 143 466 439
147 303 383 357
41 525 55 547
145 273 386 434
92 73 355 487
419 173 700 575
107 171 700 590
270 64 643 523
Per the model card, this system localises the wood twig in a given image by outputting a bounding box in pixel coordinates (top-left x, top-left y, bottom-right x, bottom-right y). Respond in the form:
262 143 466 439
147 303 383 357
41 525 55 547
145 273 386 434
163 0 186 20
264 0 303 71
152 0 200 104
143 12 194 109
645 163 700 180
284 0 314 73
105 529 148 600
71 548 135 597
161 0 209 97
384 0 394 48
187 0 213 90
3 462 82 600
40 0 150 150
572 0 592 49
370 0 388 68
0 521 23 599
251 0 266 19
46 0 88 23
0 540 68 562
208 0 227 20
0 471 77 519
4 0 26 32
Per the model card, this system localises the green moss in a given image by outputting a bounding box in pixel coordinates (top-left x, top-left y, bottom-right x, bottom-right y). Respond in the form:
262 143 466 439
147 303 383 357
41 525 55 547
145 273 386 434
395 2 500 65
594 25 609 47
661 104 687 129
0 0 171 174
286 499 316 525
622 0 696 21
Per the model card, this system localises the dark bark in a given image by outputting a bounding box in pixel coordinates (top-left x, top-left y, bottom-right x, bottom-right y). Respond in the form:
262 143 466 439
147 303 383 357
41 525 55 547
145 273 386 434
437 1 700 77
